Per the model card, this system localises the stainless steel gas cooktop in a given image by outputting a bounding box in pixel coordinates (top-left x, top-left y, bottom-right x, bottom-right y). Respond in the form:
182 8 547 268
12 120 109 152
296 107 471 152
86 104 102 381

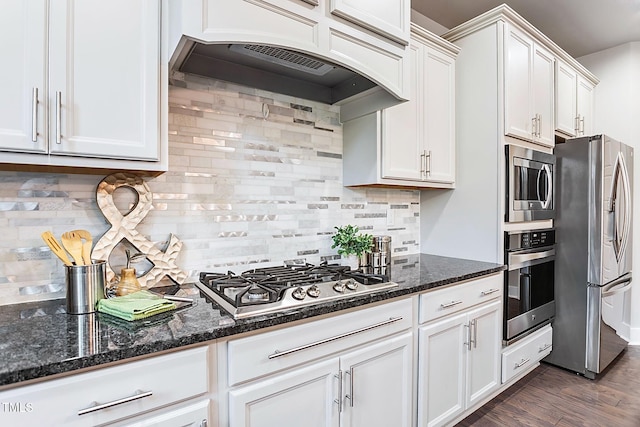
196 262 398 319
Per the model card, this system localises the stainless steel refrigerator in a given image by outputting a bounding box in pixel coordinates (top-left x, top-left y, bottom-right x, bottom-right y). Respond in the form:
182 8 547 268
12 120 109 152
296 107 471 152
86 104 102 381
545 134 633 379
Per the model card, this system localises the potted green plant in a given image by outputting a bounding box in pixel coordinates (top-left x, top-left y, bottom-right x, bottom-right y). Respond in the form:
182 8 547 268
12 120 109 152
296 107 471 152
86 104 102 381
331 225 374 269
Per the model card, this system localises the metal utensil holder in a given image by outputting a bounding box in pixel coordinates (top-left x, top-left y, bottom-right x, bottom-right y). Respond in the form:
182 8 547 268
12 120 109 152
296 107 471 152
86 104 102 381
65 260 106 314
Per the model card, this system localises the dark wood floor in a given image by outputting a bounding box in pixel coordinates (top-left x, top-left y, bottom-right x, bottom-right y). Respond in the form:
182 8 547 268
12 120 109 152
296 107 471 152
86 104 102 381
457 346 640 427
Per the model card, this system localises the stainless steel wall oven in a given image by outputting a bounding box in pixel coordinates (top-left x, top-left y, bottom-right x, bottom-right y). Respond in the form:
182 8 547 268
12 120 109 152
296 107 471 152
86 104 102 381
504 229 556 344
506 145 556 222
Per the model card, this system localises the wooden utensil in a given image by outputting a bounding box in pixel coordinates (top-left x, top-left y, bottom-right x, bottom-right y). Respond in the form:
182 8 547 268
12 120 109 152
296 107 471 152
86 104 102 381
41 231 73 266
72 229 93 265
61 231 85 266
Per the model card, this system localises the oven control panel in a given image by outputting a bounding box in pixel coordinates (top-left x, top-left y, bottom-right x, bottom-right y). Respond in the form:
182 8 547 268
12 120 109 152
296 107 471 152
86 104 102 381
506 229 555 251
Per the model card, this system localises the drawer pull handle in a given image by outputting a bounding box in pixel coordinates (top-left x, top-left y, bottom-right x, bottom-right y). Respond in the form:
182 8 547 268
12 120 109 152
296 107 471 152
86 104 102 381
268 316 403 359
77 389 153 416
538 343 552 353
440 300 463 309
515 358 530 369
480 288 500 296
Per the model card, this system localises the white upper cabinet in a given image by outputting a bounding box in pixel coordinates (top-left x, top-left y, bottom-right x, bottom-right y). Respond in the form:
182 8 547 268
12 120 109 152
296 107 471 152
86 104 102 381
504 24 554 147
343 25 459 189
329 0 410 45
0 0 166 172
576 74 595 136
555 59 596 137
0 0 47 153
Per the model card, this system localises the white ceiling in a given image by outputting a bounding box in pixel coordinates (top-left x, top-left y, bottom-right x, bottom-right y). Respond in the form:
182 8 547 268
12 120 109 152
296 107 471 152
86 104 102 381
411 0 640 58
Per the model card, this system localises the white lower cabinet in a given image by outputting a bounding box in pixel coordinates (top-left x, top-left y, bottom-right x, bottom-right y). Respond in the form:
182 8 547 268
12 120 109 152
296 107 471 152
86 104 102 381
228 332 412 427
224 300 413 427
228 359 339 427
0 347 209 427
502 324 553 383
416 275 503 427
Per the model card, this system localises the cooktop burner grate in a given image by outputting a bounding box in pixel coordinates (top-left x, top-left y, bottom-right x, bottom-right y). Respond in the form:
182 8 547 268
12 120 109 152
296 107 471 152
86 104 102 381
196 262 396 318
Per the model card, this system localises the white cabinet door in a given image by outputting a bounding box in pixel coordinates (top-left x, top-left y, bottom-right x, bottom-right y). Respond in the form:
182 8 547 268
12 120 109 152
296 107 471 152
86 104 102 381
504 25 534 141
504 24 554 147
555 59 578 137
382 40 423 181
48 0 159 161
379 27 457 186
228 359 340 427
577 75 595 136
417 312 467 427
330 0 410 45
532 44 555 147
465 300 502 409
424 45 456 183
340 332 413 427
0 0 47 153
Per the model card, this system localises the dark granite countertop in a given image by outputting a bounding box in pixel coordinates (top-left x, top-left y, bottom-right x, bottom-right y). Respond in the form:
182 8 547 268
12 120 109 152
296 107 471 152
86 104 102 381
0 253 504 389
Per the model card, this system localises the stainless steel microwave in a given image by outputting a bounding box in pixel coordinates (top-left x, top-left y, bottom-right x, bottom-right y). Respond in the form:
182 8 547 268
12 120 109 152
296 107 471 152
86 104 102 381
505 145 556 222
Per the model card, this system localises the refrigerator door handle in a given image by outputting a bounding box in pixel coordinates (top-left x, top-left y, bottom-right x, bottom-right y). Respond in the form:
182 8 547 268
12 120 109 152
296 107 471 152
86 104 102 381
601 277 632 298
608 152 632 262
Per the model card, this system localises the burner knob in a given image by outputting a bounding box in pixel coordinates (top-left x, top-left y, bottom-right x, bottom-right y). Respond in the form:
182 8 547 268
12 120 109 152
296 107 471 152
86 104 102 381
345 278 358 291
292 287 307 300
333 282 346 293
307 285 321 298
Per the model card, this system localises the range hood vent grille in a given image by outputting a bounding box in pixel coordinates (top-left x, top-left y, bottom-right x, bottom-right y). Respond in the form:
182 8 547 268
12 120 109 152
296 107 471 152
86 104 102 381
229 44 334 76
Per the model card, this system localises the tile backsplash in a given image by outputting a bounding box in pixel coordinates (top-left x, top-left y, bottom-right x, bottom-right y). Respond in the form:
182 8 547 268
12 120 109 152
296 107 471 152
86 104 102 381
0 75 420 306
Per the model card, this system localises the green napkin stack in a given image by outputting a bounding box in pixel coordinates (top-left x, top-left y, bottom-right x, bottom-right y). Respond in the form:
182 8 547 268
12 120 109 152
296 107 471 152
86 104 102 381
97 290 177 321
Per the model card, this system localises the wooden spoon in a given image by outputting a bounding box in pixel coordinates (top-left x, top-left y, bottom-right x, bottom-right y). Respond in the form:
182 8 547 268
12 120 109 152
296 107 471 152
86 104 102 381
41 231 73 266
61 231 85 265
72 229 93 265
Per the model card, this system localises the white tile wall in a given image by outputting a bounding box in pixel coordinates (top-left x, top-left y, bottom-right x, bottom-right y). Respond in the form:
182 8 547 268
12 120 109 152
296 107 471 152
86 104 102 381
0 75 420 305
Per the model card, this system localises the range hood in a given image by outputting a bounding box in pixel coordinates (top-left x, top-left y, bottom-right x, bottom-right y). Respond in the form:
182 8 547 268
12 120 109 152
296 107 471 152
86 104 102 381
166 1 410 122
177 42 379 107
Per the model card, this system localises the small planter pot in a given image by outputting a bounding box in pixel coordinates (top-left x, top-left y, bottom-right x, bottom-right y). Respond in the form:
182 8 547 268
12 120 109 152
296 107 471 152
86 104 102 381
342 254 361 270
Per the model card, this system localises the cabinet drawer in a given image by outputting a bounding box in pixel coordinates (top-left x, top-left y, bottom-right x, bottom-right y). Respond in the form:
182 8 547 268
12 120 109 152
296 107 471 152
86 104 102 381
227 298 412 386
502 324 553 383
0 347 208 427
418 273 503 324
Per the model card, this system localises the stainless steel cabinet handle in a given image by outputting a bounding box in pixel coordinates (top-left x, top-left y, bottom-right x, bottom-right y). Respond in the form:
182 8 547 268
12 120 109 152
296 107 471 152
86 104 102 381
464 322 471 351
268 317 403 359
538 343 552 353
420 152 426 175
200 420 208 427
532 116 537 137
579 116 585 134
575 115 581 134
440 300 463 309
515 358 530 369
426 150 432 177
471 318 477 348
480 288 500 296
77 390 152 415
537 114 542 138
55 91 62 144
334 371 343 413
345 367 354 407
32 87 38 142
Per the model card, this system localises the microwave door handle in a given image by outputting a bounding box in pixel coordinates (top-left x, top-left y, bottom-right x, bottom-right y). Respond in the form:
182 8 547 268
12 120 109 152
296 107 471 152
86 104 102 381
540 164 552 208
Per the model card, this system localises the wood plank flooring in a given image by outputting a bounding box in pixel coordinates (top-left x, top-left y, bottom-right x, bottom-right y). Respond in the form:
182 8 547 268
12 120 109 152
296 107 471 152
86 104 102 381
457 346 640 427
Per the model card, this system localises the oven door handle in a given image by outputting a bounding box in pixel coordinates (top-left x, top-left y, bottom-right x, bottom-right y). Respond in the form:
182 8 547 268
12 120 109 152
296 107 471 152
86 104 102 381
508 248 555 270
